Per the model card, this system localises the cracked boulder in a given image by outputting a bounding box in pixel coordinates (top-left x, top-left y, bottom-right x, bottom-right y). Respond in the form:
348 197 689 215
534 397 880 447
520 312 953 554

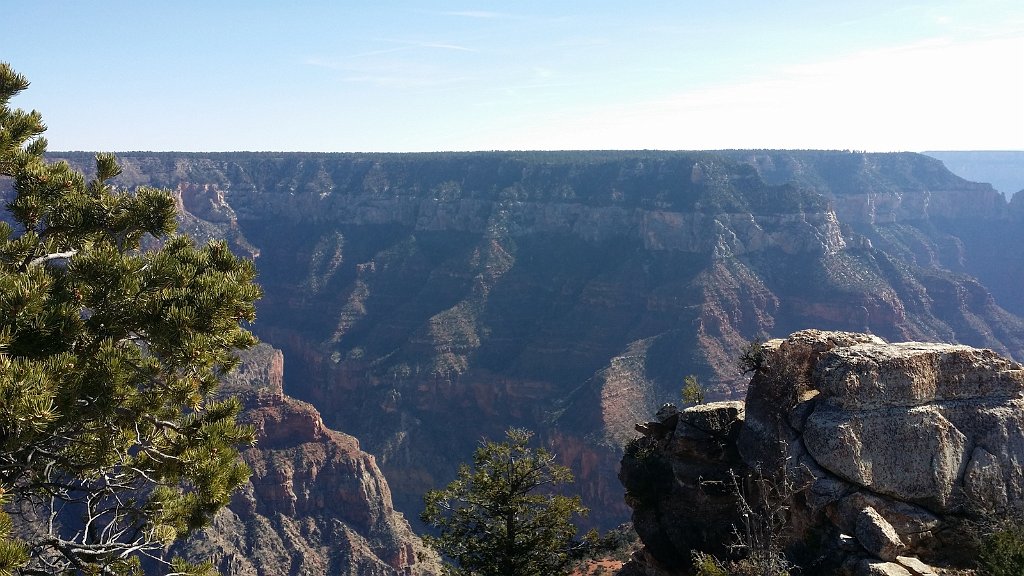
855 506 905 561
621 330 1024 574
745 331 1024 563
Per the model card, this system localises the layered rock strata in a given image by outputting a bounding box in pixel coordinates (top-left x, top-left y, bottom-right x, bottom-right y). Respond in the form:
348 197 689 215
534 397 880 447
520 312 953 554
47 150 1024 530
621 330 1024 575
172 344 441 576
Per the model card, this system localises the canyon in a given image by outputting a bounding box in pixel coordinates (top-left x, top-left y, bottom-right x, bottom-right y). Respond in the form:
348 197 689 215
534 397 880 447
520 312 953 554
51 150 1024 540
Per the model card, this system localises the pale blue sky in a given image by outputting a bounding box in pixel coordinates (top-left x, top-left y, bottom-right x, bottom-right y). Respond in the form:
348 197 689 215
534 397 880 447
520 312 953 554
4 1 1023 152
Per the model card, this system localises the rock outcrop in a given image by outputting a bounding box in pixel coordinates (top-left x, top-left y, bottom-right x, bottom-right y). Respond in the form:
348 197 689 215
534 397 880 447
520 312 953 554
621 330 1024 575
621 402 746 568
170 344 441 576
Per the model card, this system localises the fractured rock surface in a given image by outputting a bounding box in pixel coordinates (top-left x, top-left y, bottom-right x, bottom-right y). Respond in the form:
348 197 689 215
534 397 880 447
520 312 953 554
621 330 1024 574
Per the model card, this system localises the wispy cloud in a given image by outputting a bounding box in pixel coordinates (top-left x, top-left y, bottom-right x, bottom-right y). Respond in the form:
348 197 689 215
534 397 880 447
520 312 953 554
304 38 477 81
379 39 476 53
441 10 516 19
305 56 470 89
305 38 477 91
339 74 471 90
418 41 476 51
333 40 476 60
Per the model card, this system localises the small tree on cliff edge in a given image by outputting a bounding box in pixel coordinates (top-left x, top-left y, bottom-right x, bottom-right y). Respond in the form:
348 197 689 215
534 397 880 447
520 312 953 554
421 428 591 576
681 374 705 405
0 62 261 574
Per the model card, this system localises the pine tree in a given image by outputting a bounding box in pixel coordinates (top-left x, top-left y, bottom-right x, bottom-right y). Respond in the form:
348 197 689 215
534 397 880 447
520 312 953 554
0 62 261 574
421 429 591 576
681 374 705 405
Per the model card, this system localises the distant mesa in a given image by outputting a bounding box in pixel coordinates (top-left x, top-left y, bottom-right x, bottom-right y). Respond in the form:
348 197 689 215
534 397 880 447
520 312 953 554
923 150 1024 197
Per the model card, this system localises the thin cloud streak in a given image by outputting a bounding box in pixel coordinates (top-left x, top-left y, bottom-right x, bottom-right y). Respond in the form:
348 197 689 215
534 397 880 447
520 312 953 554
382 40 477 52
303 37 478 88
440 10 518 19
309 41 476 64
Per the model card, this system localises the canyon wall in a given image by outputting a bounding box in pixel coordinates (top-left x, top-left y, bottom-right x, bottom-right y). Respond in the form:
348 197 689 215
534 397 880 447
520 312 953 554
52 150 1024 530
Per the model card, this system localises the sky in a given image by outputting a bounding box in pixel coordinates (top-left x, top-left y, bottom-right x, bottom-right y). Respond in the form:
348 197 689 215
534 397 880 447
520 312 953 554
4 1 1023 153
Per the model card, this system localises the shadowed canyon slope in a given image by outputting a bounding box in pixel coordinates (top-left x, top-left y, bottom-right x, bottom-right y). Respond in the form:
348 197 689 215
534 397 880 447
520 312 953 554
53 150 1024 529
170 344 441 576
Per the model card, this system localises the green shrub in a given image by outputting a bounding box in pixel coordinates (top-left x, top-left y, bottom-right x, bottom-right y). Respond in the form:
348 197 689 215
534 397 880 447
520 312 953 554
682 374 705 405
979 522 1024 576
692 551 728 576
738 338 768 375
621 437 672 510
691 550 791 576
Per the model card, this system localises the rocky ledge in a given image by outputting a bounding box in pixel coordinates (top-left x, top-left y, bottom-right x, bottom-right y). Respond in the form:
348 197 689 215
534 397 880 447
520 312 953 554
620 330 1024 575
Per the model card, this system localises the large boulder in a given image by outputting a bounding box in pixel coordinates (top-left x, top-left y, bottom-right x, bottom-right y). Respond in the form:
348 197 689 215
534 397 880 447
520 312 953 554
765 335 1024 516
621 330 1024 574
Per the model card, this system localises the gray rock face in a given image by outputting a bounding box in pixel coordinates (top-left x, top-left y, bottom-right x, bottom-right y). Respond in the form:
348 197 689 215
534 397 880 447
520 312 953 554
857 560 913 576
855 507 905 561
894 555 939 576
793 337 1024 513
622 330 1024 574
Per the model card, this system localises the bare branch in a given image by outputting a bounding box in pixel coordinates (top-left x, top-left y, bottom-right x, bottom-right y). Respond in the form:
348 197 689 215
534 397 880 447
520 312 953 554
27 249 77 267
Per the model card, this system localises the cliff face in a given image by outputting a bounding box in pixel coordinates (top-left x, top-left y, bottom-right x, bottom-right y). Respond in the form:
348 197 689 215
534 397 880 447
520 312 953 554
52 150 1024 530
621 330 1024 575
171 344 440 576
